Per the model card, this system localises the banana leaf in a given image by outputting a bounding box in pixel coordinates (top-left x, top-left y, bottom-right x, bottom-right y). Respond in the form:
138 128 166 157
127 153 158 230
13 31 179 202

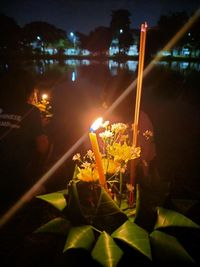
36 191 67 211
35 217 70 234
111 220 152 260
91 231 123 267
150 230 195 264
92 188 127 233
65 181 88 225
154 206 200 230
63 225 95 252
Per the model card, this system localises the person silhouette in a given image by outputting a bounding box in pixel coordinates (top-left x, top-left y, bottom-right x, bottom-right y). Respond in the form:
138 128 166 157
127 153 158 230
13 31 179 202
0 68 49 215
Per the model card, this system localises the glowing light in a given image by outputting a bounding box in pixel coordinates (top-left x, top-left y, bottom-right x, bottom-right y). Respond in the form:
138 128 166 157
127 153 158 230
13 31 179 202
42 94 48 100
89 117 108 190
90 117 103 132
71 71 76 82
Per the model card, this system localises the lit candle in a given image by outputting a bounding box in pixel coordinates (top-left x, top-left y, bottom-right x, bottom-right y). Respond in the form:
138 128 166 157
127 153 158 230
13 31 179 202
130 22 148 205
42 93 48 103
89 117 108 190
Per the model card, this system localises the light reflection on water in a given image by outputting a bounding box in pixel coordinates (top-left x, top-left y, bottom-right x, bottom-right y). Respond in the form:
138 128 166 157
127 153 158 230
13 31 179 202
31 58 200 77
155 60 200 72
0 58 199 191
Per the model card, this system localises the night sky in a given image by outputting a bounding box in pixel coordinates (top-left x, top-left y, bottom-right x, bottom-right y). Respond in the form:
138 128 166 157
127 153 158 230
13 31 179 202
0 0 199 34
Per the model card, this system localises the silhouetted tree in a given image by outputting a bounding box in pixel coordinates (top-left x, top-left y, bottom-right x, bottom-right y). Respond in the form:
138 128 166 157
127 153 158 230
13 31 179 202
157 12 189 56
0 13 21 55
86 27 112 54
76 32 89 50
145 27 160 60
110 9 134 54
188 14 200 57
22 21 66 53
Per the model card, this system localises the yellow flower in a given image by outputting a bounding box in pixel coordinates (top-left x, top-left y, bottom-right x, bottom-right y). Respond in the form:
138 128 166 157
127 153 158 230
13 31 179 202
72 153 81 161
86 150 94 159
143 130 153 140
102 158 121 174
102 121 109 128
34 103 46 112
99 130 113 140
77 167 99 182
111 123 127 133
108 143 141 163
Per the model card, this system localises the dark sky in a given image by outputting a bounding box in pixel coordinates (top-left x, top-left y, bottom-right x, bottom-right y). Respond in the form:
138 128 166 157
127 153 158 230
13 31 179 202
1 0 199 34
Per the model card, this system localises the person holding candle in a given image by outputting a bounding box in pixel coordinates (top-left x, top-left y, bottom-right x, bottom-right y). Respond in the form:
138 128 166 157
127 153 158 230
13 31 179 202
0 67 49 215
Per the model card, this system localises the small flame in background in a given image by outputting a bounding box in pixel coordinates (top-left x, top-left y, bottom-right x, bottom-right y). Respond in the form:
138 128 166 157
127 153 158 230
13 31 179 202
42 94 48 101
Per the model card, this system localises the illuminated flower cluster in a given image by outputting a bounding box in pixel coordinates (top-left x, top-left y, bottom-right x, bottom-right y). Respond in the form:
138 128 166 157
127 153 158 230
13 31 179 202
72 150 99 182
72 121 141 186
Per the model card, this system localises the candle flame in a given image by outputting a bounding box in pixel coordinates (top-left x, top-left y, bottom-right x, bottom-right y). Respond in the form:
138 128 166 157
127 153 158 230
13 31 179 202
42 94 48 100
90 117 103 132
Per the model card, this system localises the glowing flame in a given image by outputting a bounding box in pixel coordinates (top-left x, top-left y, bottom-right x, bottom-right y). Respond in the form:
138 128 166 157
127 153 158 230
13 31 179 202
42 94 48 100
90 117 103 132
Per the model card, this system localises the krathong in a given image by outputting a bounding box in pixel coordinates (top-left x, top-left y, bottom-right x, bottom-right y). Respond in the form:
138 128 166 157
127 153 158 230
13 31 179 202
35 118 200 266
33 92 53 118
74 120 141 207
32 19 200 266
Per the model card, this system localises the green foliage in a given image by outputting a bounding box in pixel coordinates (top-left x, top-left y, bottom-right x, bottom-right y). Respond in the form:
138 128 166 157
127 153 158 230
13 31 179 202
35 183 200 267
92 188 127 233
154 206 200 230
92 231 123 267
150 230 195 264
35 217 70 234
63 225 95 252
36 191 67 211
112 220 152 260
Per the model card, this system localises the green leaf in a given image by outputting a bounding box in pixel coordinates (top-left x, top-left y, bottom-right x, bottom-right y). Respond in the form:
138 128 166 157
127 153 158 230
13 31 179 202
154 207 200 230
35 217 70 234
150 230 195 264
123 207 136 221
112 220 152 260
92 231 123 267
66 181 88 224
36 191 67 211
93 188 127 233
63 225 95 252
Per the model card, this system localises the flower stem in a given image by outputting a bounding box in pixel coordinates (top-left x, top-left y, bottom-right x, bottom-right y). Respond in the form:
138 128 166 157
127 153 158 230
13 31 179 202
119 172 123 208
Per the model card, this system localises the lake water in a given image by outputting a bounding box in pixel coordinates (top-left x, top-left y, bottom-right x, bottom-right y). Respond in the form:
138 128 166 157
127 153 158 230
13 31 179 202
2 58 200 197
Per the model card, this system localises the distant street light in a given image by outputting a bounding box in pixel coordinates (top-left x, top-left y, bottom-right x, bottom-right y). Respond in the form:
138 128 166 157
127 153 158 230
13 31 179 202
70 32 76 51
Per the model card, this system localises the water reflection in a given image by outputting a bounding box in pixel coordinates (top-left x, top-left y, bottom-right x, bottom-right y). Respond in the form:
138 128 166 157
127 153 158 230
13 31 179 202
0 59 199 195
29 58 200 78
154 60 200 72
108 60 138 75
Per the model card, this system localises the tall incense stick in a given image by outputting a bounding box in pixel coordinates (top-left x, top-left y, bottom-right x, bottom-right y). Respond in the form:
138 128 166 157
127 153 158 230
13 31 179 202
129 22 147 206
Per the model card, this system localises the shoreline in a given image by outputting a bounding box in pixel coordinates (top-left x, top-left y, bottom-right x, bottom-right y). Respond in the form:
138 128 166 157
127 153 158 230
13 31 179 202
0 53 200 63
